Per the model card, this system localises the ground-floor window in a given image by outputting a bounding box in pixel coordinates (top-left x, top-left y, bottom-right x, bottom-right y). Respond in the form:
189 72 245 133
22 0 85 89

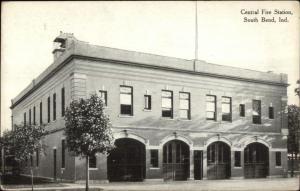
234 151 241 167
89 154 97 168
276 152 281 166
150 149 158 168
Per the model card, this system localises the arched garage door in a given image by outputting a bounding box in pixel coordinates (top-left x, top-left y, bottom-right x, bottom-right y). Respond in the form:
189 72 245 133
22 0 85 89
207 141 231 179
163 140 190 181
107 138 146 182
244 142 269 178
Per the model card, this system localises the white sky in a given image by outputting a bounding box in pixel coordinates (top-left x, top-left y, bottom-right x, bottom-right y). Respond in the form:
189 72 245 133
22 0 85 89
1 1 299 132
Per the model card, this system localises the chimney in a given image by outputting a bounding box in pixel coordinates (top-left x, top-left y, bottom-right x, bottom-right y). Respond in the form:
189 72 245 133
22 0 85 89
52 31 76 61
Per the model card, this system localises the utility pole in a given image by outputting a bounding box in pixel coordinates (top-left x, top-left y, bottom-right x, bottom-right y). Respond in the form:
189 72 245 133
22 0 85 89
193 0 198 71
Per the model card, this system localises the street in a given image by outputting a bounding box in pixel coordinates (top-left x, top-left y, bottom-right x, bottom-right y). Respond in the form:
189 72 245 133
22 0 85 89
2 177 299 191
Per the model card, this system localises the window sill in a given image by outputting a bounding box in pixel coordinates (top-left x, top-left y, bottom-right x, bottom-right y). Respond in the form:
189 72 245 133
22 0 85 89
149 167 160 170
178 118 192 121
275 166 282 168
143 109 152 112
160 117 174 120
206 119 218 123
118 115 134 118
89 168 98 170
221 120 232 123
234 166 242 169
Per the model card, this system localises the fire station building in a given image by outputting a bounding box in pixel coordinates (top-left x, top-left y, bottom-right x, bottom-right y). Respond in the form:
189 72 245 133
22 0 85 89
11 32 289 182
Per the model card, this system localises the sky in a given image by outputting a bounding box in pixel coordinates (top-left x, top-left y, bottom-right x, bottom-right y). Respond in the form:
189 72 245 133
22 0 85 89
1 1 299 133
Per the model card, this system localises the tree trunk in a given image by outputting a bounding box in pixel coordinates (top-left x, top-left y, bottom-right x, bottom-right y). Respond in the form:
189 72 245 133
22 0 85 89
1 148 4 175
291 152 294 177
86 155 89 191
31 168 34 191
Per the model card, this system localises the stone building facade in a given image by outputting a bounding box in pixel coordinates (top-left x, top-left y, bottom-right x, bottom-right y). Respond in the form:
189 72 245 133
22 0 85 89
11 33 289 182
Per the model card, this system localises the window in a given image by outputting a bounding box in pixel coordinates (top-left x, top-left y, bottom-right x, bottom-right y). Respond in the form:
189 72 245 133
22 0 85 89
89 154 97 168
99 90 107 106
36 150 39 167
239 104 245 117
252 100 261 124
269 106 274 119
234 151 241 167
144 95 151 110
47 97 50 123
53 93 56 121
162 90 173 118
222 97 232 121
61 88 65 116
179 92 190 119
150 150 159 168
24 112 26 125
33 106 36 125
61 140 65 168
206 95 216 120
276 152 281 166
29 109 32 125
120 86 133 115
40 102 43 125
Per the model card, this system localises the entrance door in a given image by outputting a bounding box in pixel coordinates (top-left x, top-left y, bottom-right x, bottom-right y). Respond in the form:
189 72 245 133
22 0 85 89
53 148 57 181
163 140 189 181
107 138 145 182
244 143 269 178
207 141 231 179
194 150 203 180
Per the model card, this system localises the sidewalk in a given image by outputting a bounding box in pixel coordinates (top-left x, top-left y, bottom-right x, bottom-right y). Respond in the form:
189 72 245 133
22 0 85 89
2 177 300 191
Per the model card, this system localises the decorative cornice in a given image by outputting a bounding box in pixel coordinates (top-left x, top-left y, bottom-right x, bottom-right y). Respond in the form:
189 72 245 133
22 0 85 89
73 55 289 87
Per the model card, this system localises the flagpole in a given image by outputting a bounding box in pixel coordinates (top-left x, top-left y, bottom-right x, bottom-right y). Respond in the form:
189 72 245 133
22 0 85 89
195 0 198 61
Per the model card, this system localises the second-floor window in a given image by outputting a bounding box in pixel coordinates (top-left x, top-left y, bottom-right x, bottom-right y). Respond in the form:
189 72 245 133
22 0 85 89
206 95 216 120
161 90 173 118
33 106 36 125
179 92 190 119
24 112 26 125
53 93 56 121
99 90 107 106
120 86 133 115
47 97 50 123
222 97 232 122
252 100 261 124
61 88 65 116
144 95 151 110
269 106 274 119
29 109 32 125
239 104 245 117
40 102 43 125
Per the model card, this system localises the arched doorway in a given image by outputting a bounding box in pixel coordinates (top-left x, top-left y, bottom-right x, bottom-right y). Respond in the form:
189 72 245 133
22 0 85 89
244 142 269 178
107 138 146 182
207 141 231 179
163 140 190 181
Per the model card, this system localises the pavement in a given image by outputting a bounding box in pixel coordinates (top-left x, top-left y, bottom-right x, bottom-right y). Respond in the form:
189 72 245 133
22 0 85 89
2 177 300 191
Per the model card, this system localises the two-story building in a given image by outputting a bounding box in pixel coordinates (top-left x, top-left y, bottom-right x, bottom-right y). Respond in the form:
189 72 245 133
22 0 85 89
11 32 289 182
